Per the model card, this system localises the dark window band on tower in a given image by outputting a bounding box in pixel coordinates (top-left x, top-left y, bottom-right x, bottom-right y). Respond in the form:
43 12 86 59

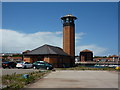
61 14 77 27
63 22 75 27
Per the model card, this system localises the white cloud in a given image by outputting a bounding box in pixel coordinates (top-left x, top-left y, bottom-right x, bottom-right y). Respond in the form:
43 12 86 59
0 29 107 56
75 32 85 40
76 44 107 56
1 29 62 53
55 31 62 34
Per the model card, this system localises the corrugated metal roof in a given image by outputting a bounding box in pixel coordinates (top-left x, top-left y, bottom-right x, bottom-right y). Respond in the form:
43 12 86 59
24 44 69 56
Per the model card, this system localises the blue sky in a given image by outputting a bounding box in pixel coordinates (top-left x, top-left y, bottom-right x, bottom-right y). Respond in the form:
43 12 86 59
2 2 118 56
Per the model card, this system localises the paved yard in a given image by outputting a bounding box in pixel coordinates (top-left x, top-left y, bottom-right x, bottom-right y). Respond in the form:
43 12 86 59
1 69 40 75
25 70 118 88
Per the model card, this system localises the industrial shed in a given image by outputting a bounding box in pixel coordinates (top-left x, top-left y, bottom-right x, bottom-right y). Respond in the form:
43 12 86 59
23 44 73 68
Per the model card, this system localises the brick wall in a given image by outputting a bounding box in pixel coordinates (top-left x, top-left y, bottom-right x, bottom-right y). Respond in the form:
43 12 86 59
63 25 75 57
80 52 93 62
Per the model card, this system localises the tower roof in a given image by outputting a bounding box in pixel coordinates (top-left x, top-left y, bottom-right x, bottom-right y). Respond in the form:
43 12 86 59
80 49 93 52
24 44 69 56
61 14 77 20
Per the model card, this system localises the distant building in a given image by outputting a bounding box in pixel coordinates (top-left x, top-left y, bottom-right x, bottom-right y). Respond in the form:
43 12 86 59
80 49 93 62
93 58 109 62
109 55 119 62
23 44 72 68
93 55 119 62
12 57 22 62
2 56 22 62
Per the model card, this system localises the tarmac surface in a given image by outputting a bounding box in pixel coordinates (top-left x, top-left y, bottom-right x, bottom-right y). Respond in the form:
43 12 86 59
25 70 118 88
1 68 40 75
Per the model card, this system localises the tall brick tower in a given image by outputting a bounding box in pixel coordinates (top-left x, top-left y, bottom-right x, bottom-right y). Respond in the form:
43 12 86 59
61 14 77 58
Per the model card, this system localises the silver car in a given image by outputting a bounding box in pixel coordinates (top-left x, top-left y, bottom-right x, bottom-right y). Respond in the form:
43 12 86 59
16 62 33 69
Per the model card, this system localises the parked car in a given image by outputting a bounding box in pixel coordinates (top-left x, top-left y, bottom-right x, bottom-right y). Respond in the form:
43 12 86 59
2 61 17 69
33 61 53 70
16 62 33 69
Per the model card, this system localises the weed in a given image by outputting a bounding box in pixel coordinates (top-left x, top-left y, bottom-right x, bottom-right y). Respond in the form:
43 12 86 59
2 70 50 89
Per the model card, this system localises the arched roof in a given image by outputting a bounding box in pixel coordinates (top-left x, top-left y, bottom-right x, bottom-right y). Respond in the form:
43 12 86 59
80 49 93 52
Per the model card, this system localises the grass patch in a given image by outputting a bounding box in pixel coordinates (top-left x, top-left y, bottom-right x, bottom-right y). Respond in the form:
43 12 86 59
56 66 119 71
2 70 50 90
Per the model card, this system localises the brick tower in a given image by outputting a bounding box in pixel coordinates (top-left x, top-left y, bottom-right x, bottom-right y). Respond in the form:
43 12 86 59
61 14 77 57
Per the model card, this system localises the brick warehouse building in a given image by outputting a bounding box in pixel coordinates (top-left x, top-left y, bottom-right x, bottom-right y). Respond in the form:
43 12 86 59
80 49 93 62
23 14 77 67
23 44 72 68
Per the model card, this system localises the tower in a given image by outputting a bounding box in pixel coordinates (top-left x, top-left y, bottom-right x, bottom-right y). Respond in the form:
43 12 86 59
61 14 77 57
